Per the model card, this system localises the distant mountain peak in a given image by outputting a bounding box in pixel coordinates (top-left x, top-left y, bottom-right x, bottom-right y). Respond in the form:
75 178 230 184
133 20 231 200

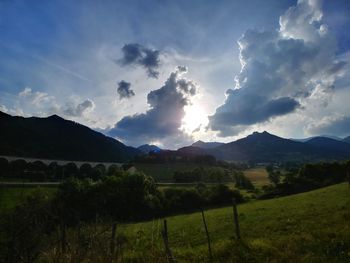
191 140 225 149
47 114 65 121
138 144 162 154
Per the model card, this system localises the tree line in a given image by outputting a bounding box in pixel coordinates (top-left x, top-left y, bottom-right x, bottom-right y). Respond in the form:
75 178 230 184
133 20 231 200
0 157 122 181
173 166 254 190
262 160 350 198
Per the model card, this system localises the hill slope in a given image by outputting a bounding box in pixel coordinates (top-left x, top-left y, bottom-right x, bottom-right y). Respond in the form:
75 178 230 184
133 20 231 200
114 183 350 262
344 136 350 144
191 140 225 149
305 136 350 154
0 111 140 162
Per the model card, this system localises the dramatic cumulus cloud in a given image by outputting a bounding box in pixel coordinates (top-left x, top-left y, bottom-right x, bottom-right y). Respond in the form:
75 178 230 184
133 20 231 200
118 43 161 78
108 66 197 147
117 80 135 99
208 0 347 137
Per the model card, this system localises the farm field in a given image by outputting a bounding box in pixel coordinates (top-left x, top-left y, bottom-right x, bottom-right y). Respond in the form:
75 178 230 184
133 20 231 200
243 167 270 187
41 183 350 262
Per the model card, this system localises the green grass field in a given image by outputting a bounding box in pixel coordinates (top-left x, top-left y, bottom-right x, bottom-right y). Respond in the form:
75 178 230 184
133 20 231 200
40 183 350 262
0 186 57 211
243 167 270 187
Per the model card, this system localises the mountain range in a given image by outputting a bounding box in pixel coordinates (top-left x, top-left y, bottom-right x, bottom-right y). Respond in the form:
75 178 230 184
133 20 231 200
179 131 350 163
0 111 141 162
1 111 350 163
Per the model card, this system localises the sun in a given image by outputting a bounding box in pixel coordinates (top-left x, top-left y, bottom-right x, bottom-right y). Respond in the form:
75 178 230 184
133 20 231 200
182 104 209 134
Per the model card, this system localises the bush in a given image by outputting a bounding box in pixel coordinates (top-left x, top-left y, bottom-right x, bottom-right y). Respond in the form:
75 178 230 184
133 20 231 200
0 190 55 263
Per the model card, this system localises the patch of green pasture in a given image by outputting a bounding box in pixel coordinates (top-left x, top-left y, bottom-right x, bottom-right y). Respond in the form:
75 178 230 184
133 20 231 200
0 186 57 211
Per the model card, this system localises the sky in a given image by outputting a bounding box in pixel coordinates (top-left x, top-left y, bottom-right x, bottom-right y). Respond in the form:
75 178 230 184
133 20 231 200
0 0 350 149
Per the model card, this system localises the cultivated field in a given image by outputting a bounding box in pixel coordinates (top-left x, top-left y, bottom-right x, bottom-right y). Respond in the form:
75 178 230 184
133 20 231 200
243 167 270 187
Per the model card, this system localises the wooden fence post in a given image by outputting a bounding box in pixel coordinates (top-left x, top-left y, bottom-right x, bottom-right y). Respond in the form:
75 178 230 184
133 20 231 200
60 222 66 254
232 198 241 240
110 222 117 261
161 219 175 262
201 209 213 262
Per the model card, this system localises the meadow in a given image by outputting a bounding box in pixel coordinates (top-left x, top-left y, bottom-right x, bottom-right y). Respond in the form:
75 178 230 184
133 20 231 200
0 186 57 211
37 183 350 262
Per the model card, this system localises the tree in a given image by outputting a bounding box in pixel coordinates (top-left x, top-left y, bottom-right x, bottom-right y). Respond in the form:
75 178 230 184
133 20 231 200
107 164 122 176
266 165 281 186
268 171 281 186
0 190 55 263
0 158 9 177
48 162 59 181
79 163 92 179
9 159 27 179
346 160 350 188
26 161 48 181
64 163 78 178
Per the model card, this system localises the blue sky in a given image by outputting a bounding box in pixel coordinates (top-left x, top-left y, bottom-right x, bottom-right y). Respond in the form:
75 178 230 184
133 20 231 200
1 0 349 148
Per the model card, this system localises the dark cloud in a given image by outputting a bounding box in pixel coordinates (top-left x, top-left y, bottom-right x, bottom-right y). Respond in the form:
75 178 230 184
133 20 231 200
119 43 160 78
108 66 197 146
208 0 344 137
307 116 350 137
63 99 95 117
117 80 135 99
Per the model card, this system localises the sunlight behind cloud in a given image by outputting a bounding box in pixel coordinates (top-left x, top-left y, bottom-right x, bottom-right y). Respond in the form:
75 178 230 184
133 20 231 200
181 104 209 135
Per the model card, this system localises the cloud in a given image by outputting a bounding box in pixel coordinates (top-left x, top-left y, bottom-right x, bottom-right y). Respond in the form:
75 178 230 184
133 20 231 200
118 43 161 78
306 115 350 137
117 80 135 99
108 66 197 147
0 104 8 113
19 87 53 106
17 87 95 118
208 0 347 137
63 99 95 117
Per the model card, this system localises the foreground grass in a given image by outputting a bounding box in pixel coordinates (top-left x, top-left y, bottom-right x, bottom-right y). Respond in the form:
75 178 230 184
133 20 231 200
42 183 350 262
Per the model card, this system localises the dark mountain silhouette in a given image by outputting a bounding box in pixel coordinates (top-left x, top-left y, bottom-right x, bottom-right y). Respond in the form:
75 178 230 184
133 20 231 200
179 131 350 163
305 137 350 154
0 111 141 162
138 144 162 154
191 140 225 149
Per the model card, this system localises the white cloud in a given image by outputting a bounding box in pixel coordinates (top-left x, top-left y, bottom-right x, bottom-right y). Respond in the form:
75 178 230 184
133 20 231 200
19 87 54 107
208 0 348 137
